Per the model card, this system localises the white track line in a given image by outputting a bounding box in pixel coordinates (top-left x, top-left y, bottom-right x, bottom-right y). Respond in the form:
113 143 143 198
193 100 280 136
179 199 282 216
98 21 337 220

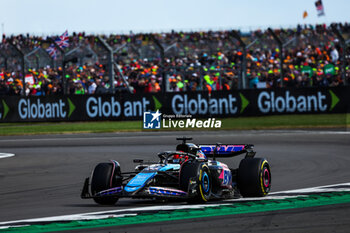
0 153 15 159
0 182 349 228
270 182 350 194
0 225 29 230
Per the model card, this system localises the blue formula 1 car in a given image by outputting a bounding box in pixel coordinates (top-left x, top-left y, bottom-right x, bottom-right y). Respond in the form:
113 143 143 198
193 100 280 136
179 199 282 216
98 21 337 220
81 137 271 205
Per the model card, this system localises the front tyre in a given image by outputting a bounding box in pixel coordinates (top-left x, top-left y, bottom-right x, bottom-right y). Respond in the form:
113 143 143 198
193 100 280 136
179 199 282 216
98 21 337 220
91 162 120 205
237 158 271 197
197 163 212 202
180 162 212 203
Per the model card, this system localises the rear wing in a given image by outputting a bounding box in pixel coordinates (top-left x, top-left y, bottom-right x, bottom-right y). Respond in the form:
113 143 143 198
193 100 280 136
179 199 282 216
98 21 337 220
199 144 256 158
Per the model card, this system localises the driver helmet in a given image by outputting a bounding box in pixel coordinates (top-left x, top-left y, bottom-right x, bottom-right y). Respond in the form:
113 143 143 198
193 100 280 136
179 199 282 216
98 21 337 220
173 154 188 164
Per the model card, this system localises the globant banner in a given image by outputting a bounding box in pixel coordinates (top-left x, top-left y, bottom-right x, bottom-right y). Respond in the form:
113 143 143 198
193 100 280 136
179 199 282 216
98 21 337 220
0 86 348 122
166 87 348 116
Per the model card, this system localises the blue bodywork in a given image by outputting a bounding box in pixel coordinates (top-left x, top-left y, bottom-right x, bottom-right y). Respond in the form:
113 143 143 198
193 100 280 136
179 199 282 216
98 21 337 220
81 141 260 204
124 164 180 193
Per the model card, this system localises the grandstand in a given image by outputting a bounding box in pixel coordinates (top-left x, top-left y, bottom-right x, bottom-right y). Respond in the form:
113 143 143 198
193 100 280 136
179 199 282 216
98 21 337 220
0 22 349 96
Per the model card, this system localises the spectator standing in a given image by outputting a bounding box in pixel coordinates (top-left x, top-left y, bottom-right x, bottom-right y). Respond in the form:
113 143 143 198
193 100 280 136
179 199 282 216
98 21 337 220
330 47 339 63
87 79 97 94
95 79 107 94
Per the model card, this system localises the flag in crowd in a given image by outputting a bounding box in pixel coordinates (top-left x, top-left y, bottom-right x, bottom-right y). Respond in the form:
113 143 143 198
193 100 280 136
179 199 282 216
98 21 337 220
45 30 69 59
55 30 69 48
46 45 57 59
303 10 308 19
315 0 325 17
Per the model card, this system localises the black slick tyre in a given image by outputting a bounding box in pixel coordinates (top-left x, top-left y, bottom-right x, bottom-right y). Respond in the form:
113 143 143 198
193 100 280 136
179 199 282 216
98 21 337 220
179 161 199 192
91 162 119 205
180 162 212 202
237 158 271 197
197 163 211 202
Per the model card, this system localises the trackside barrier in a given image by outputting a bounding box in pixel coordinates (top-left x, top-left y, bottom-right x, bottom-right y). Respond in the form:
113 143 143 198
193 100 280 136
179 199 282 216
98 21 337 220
0 87 349 122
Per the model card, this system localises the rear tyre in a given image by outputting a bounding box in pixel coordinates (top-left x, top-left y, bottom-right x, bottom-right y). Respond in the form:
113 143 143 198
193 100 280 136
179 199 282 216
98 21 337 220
91 162 120 205
180 162 212 203
237 158 271 197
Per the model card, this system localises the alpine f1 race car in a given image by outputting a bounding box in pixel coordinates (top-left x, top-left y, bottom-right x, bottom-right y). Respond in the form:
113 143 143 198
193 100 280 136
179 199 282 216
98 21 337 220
81 137 271 205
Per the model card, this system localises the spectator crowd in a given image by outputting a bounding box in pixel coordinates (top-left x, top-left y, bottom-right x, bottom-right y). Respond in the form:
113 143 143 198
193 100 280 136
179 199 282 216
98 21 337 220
0 22 349 96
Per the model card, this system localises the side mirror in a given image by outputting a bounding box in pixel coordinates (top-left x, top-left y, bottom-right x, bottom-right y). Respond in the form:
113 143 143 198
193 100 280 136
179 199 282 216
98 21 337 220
135 164 148 172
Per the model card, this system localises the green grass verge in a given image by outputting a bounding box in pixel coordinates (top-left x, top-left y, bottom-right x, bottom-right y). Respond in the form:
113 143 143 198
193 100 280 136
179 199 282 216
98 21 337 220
0 114 348 136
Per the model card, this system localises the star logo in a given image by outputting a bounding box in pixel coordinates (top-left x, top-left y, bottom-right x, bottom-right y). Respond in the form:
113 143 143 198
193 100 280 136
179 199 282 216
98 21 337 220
143 110 161 129
150 110 161 122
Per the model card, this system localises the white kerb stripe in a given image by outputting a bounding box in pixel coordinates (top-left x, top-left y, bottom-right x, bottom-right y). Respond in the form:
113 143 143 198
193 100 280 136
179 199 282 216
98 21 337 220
0 153 15 159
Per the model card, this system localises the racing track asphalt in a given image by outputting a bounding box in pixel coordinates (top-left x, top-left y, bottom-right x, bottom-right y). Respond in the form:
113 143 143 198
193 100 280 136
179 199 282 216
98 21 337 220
0 130 349 232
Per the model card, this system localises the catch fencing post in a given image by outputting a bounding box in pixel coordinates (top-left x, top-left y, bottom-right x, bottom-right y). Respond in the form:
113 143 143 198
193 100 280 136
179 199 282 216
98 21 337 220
8 39 25 95
110 41 133 93
150 34 165 93
113 61 132 94
96 36 115 94
268 28 284 88
331 25 347 86
24 47 40 71
230 30 246 89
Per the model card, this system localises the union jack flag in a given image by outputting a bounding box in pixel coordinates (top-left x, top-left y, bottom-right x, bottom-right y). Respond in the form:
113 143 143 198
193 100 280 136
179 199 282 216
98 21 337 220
55 30 69 49
46 44 57 59
315 0 325 17
45 30 69 59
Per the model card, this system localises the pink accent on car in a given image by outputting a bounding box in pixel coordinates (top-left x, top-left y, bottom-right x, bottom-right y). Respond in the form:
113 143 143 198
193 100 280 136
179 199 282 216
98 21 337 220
263 169 270 187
